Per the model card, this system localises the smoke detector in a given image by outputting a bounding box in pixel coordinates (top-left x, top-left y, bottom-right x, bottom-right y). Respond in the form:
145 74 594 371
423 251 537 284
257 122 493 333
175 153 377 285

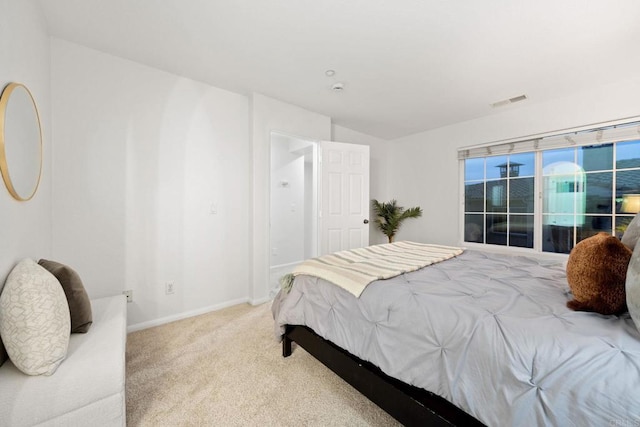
332 82 345 92
491 94 527 108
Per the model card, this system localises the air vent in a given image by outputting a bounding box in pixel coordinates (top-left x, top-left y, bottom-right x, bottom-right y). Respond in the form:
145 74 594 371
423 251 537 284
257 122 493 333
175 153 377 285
491 94 528 108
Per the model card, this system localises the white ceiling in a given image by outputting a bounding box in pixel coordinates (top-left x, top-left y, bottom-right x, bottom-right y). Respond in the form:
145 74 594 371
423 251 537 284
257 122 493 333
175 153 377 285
37 0 640 140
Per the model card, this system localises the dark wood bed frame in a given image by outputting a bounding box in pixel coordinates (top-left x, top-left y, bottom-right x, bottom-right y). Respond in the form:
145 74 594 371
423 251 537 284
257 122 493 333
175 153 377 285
283 325 485 427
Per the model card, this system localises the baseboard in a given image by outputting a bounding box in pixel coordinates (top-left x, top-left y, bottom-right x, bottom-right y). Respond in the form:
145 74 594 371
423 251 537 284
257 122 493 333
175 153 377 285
249 296 272 305
270 261 302 270
127 296 250 332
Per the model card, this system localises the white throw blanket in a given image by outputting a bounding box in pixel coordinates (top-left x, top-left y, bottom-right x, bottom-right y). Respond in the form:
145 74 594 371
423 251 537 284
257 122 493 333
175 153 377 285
281 241 464 297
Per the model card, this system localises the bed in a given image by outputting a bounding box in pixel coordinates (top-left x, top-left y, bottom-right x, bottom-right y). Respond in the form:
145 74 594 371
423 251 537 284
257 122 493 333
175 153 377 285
272 244 640 426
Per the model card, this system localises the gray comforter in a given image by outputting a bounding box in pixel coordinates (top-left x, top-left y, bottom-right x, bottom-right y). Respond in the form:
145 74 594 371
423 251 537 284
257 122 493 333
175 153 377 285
273 249 640 426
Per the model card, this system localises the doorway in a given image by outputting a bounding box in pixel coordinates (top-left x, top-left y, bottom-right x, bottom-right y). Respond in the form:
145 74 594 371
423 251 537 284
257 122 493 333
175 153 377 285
269 132 318 294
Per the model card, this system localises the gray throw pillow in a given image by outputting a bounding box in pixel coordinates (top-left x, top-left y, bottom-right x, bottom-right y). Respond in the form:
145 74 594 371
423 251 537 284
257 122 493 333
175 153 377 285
621 213 640 251
0 282 6 367
626 242 640 332
38 259 93 334
0 337 7 367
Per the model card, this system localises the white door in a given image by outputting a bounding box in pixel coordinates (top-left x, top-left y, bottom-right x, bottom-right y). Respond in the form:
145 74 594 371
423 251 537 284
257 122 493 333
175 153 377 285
319 141 370 255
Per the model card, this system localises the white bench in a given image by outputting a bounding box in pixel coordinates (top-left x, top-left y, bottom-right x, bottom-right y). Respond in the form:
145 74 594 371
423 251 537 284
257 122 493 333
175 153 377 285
0 295 127 426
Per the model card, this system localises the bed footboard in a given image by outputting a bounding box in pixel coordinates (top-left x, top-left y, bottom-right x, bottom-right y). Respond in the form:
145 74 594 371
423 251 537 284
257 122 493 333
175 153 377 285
283 325 484 427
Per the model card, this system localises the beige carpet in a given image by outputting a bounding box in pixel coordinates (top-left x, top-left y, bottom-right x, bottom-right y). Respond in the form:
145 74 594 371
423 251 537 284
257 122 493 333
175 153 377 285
126 302 400 426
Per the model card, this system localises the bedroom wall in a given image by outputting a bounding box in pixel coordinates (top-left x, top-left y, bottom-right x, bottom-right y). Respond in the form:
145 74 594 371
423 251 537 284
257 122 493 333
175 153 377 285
0 0 52 284
48 39 385 328
387 76 640 247
51 38 251 329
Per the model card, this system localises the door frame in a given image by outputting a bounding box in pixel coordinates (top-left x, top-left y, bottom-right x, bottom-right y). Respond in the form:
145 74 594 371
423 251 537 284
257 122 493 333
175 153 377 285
268 131 319 294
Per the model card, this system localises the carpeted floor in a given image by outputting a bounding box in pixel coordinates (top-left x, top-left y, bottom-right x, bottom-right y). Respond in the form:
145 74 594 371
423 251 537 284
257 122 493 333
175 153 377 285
126 302 400 426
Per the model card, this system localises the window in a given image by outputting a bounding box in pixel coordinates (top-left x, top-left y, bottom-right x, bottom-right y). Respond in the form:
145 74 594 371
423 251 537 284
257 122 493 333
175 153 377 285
460 123 640 254
464 153 535 248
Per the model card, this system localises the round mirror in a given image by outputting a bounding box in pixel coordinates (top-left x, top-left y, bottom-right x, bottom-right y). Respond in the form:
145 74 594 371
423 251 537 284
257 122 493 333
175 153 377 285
0 83 43 201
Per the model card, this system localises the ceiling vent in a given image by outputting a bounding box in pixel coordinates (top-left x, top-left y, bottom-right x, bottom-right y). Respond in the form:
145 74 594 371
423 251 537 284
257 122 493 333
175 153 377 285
491 94 528 108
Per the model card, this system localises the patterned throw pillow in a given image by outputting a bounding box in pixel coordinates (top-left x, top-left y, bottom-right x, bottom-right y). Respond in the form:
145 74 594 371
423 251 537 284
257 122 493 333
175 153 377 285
0 259 70 375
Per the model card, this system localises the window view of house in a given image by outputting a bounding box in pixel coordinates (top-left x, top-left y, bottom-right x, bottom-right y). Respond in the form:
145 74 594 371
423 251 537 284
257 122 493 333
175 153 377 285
463 139 640 253
465 152 535 248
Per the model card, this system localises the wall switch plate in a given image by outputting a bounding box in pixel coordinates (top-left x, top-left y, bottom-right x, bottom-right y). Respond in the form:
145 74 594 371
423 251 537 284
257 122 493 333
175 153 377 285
123 290 133 303
166 282 175 295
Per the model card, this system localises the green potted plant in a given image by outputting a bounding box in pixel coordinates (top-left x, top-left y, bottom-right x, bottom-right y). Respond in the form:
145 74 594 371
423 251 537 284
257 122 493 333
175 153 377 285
371 199 423 243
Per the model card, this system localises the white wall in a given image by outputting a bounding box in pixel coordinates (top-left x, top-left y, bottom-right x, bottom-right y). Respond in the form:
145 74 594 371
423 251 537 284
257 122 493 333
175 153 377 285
332 124 390 245
387 76 640 246
51 39 250 329
250 94 331 303
0 0 51 282
48 40 383 327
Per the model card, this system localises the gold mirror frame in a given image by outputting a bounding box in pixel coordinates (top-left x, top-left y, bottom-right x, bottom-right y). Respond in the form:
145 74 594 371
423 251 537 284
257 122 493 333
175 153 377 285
0 82 43 201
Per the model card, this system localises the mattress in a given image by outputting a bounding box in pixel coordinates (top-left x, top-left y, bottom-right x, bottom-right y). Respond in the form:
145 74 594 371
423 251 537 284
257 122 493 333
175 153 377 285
273 249 640 426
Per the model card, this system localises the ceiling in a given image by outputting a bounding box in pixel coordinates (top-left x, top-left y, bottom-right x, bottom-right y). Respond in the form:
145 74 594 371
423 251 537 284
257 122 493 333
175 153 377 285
37 0 640 140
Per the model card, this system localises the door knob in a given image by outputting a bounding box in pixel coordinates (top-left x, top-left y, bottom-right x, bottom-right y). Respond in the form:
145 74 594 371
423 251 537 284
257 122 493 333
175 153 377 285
363 219 369 224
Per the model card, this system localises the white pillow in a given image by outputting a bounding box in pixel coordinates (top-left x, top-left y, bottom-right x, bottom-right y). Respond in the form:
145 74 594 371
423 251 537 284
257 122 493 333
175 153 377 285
622 213 640 251
0 259 70 375
627 242 640 332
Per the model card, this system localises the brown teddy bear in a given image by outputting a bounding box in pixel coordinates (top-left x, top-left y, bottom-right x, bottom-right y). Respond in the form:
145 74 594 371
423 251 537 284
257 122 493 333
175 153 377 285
566 232 632 315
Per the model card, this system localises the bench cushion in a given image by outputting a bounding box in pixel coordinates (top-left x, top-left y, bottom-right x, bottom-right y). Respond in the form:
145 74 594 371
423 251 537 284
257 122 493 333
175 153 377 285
0 295 126 426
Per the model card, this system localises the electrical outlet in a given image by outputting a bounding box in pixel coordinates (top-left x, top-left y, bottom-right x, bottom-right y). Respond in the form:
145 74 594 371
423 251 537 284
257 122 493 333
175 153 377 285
123 290 133 303
166 282 175 295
